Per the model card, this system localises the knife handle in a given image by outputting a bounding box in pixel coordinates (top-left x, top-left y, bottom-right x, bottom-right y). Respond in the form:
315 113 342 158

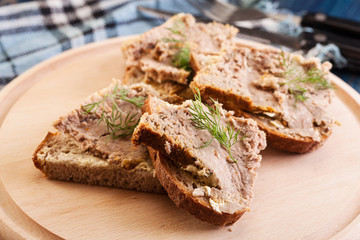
301 12 360 38
300 29 360 72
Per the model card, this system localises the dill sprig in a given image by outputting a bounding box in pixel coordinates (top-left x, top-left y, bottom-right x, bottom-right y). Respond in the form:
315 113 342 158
172 44 191 71
162 38 183 43
189 88 245 162
162 18 192 72
279 50 333 102
82 83 145 139
166 18 186 37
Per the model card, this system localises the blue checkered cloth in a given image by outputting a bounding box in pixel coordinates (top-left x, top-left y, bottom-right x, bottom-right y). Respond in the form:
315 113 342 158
0 0 199 89
0 0 359 92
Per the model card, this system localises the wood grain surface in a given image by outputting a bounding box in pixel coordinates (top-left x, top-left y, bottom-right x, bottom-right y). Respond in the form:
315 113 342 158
0 37 360 240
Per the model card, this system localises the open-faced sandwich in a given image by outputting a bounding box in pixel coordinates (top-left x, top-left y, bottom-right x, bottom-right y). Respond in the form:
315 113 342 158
132 93 266 225
191 45 334 153
33 81 164 193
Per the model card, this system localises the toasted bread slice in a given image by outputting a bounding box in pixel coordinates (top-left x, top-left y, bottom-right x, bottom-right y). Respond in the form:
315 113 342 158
33 81 163 193
190 45 334 153
132 96 266 225
33 132 163 193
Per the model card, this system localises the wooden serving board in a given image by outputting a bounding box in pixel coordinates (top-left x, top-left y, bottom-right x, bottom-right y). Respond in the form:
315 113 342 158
0 37 360 240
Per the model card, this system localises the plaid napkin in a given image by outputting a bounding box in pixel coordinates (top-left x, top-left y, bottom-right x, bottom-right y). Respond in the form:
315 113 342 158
0 0 199 89
0 0 359 92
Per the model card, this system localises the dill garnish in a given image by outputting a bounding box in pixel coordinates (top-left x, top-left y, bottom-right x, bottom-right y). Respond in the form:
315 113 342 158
82 83 145 139
189 88 245 162
162 18 192 72
162 38 183 44
172 44 191 71
279 50 333 102
166 18 186 37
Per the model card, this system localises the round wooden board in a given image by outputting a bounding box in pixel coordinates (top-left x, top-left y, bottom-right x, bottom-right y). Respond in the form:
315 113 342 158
0 36 360 240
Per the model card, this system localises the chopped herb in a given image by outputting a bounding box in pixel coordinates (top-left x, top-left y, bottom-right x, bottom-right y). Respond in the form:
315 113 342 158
82 83 144 139
172 44 191 71
289 86 308 102
166 18 186 37
279 50 333 102
162 38 183 43
189 88 246 162
162 18 192 72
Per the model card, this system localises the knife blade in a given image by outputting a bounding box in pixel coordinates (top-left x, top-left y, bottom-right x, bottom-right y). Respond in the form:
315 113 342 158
187 0 360 40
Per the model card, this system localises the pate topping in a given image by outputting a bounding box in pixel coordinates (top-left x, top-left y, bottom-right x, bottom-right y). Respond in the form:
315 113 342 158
54 82 158 167
192 46 334 141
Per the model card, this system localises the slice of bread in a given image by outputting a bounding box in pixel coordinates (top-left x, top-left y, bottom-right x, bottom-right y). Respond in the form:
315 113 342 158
132 96 266 225
33 132 163 193
33 81 163 193
190 45 334 153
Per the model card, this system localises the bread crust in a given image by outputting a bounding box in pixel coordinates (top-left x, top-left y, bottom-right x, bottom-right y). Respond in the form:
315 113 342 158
33 131 57 170
148 148 245 226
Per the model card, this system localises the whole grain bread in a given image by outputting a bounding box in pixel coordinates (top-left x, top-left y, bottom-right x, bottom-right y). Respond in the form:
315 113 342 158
33 81 164 193
190 45 334 153
33 132 163 193
132 96 266 225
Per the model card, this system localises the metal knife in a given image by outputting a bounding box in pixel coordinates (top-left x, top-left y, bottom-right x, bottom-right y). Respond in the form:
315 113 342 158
186 0 360 38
